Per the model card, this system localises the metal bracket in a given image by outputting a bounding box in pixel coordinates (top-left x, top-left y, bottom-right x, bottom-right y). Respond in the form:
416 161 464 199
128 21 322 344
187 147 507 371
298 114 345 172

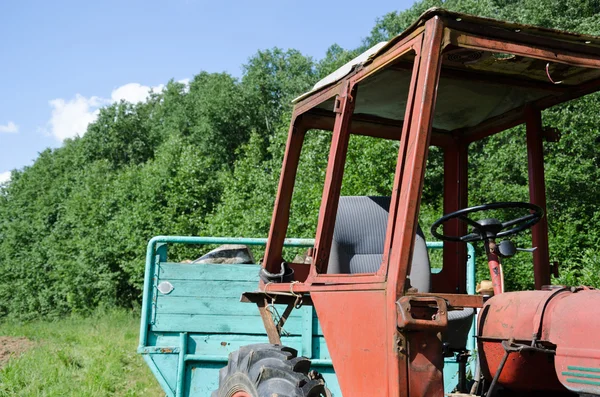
257 298 282 345
251 292 311 345
396 296 448 331
333 96 343 114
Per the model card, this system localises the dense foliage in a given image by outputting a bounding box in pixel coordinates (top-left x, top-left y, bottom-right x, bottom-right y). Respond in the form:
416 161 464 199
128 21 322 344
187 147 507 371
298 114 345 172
1 0 599 319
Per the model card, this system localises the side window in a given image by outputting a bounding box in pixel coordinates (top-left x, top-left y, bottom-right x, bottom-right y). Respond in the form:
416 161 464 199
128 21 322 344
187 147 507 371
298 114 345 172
284 50 419 276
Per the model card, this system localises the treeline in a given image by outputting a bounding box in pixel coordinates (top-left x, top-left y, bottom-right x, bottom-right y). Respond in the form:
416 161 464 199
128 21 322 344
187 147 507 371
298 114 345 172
1 0 599 319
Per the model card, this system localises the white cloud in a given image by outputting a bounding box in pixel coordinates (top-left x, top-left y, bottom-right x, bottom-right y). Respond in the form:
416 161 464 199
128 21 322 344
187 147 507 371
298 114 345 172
111 83 164 103
0 121 18 134
46 79 189 142
47 95 106 141
0 171 10 184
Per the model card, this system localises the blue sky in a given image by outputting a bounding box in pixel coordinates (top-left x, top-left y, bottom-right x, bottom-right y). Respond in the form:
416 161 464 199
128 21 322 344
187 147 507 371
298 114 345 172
0 0 413 183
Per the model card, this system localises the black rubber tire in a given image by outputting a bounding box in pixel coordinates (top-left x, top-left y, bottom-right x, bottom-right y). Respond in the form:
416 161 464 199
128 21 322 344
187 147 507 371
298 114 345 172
212 344 329 397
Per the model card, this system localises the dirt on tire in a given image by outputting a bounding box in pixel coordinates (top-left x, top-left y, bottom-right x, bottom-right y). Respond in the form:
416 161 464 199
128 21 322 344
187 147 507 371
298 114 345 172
0 336 33 369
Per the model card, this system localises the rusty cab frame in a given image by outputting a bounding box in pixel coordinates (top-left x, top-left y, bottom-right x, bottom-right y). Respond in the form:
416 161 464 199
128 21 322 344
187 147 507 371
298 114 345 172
242 8 600 397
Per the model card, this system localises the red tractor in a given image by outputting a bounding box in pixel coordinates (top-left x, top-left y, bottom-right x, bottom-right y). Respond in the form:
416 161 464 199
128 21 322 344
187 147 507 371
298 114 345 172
211 8 600 397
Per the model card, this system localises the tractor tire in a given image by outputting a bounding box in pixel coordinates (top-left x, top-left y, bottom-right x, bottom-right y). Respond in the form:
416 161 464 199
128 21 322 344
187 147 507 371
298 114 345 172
212 344 329 397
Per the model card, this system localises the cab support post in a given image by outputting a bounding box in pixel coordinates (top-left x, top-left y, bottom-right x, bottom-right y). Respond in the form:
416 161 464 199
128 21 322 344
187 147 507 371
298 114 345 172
311 83 357 275
525 106 551 288
438 139 468 293
263 117 308 274
386 16 445 397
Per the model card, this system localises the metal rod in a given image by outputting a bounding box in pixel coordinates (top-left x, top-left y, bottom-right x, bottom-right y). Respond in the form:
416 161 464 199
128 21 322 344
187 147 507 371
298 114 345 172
176 332 188 397
147 235 315 247
486 349 511 397
182 355 334 367
139 239 157 350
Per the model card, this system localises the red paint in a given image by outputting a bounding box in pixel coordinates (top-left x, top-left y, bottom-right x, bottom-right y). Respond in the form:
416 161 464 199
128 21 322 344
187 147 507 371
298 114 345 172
433 140 468 293
480 340 566 392
311 83 356 276
525 107 551 289
407 331 445 397
479 289 600 394
311 290 390 397
485 242 504 295
254 8 600 397
547 289 600 395
389 17 445 397
263 120 307 274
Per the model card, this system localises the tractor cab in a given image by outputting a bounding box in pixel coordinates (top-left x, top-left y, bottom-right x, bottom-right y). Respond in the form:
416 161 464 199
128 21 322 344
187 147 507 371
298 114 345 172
241 8 600 397
139 8 600 397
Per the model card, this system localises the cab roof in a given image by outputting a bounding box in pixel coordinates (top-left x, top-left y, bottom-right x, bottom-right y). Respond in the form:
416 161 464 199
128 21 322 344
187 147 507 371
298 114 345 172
294 8 600 135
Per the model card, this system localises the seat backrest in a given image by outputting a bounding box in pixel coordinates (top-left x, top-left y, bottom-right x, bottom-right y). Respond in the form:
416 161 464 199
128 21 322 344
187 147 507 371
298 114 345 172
327 196 431 293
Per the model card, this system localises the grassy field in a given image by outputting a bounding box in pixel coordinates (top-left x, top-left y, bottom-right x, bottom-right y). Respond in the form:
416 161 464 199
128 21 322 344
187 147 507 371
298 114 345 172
0 310 163 397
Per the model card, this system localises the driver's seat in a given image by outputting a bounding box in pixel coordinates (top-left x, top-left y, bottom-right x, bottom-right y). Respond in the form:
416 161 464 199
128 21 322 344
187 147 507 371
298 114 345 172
328 196 474 351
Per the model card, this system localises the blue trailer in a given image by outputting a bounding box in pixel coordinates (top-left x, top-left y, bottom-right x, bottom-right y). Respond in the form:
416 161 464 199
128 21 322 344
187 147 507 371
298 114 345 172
138 236 476 396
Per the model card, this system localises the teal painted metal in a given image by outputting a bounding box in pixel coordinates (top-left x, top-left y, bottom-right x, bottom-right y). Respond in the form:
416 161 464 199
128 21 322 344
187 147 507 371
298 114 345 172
177 333 188 397
139 236 476 396
566 378 600 386
442 243 477 394
568 365 600 373
562 372 600 379
139 236 314 351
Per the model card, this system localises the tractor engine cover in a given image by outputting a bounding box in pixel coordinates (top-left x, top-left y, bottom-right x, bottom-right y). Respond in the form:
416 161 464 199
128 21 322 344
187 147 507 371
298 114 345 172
478 287 600 395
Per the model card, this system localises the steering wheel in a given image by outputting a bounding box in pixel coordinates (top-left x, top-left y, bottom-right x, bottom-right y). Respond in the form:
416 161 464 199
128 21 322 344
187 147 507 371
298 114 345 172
430 202 544 242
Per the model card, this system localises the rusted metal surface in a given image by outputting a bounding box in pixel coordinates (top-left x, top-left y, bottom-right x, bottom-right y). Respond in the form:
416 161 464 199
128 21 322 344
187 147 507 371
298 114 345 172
311 83 356 276
260 280 387 293
380 38 422 278
263 121 308 274
261 7 600 291
480 339 566 393
301 108 453 147
388 14 444 296
397 296 448 331
484 241 504 296
435 140 468 293
452 31 600 71
525 107 551 289
405 292 483 309
440 11 600 57
292 80 344 117
249 7 600 397
407 331 445 397
287 262 311 282
548 289 600 395
478 289 600 394
257 298 282 345
477 291 567 392
390 17 446 397
241 291 313 306
381 33 425 397
312 290 389 397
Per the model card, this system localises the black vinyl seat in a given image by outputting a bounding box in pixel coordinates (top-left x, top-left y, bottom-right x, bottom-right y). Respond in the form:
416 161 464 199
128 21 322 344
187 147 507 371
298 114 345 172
328 196 474 350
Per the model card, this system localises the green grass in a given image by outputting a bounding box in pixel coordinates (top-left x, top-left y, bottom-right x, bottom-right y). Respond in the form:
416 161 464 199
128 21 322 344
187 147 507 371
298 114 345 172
0 310 163 397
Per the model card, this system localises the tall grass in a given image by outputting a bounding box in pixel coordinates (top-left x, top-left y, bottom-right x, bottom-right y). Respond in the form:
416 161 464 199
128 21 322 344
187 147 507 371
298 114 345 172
0 310 162 397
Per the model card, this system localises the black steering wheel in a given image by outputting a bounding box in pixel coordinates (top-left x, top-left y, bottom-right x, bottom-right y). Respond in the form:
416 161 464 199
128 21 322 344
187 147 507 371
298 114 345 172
431 202 544 242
